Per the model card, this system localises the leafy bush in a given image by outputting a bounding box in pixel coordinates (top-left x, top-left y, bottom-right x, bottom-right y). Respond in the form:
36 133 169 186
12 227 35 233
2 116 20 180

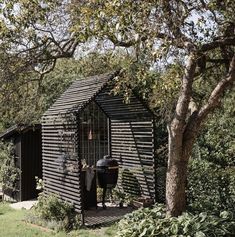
0 141 20 192
116 204 235 237
188 159 235 214
112 187 135 206
153 159 234 214
188 93 235 214
193 92 235 168
31 193 79 231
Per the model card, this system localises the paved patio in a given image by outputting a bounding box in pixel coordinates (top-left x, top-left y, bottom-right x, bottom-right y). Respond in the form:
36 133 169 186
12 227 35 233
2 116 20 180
10 200 38 210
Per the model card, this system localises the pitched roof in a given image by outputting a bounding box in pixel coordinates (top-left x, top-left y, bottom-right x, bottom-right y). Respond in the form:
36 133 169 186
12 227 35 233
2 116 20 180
0 124 41 140
43 71 118 117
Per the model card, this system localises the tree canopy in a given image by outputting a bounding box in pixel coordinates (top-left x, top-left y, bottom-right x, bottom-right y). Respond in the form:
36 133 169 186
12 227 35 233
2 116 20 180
1 1 234 118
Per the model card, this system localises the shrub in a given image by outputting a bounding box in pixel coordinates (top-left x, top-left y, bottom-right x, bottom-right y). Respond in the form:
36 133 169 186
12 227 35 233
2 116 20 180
0 141 20 192
112 187 135 206
31 193 80 231
116 204 235 237
193 108 235 168
153 159 235 214
188 159 235 214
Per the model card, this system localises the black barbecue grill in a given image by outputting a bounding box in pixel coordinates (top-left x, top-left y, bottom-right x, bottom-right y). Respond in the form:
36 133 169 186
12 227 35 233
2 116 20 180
96 156 119 208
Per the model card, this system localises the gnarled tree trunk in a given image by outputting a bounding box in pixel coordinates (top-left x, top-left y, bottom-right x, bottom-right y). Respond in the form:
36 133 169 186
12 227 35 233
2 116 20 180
166 131 190 216
165 54 235 217
166 123 197 216
165 53 197 216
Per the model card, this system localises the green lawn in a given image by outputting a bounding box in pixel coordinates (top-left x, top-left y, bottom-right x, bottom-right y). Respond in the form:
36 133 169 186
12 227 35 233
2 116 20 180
0 202 116 237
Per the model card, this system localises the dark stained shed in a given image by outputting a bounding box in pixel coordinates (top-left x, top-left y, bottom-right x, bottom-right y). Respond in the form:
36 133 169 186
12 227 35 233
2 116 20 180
0 124 42 202
42 72 156 225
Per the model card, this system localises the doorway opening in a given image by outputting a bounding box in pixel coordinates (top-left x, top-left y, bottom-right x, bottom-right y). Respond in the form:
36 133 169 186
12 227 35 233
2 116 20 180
79 101 109 166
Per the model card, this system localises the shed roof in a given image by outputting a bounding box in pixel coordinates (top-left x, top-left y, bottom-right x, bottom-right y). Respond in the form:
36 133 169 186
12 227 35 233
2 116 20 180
0 124 41 140
43 72 118 117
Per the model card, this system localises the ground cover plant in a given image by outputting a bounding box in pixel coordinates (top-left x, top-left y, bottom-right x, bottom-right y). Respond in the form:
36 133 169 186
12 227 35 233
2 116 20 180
116 204 235 237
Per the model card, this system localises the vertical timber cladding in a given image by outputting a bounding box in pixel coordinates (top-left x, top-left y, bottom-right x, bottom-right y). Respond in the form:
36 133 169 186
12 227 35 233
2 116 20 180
95 85 155 200
42 113 81 212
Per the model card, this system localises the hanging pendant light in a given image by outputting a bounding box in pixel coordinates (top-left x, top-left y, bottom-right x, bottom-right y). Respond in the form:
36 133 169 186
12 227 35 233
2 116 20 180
88 128 93 140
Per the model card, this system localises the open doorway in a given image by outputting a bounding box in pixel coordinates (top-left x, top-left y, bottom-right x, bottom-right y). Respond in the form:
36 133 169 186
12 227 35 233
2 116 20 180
79 101 109 166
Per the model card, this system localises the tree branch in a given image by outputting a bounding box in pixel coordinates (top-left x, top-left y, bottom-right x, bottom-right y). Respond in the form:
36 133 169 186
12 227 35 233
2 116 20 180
200 37 235 52
108 35 136 47
198 54 235 121
182 54 235 153
207 58 231 64
171 54 197 133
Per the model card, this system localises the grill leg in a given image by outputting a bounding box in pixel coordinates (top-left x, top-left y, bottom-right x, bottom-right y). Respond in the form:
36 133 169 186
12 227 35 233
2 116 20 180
102 186 107 209
110 189 113 202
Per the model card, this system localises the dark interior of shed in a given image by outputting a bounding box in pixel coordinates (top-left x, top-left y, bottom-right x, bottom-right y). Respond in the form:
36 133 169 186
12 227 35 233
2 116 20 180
79 101 109 167
79 101 110 211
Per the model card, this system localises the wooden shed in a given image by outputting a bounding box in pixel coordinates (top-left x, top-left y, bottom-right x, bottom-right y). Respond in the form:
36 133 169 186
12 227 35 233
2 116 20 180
42 72 156 224
0 124 42 202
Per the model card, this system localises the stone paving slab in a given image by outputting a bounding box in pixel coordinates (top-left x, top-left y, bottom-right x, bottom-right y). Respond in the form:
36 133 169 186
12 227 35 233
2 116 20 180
10 200 38 210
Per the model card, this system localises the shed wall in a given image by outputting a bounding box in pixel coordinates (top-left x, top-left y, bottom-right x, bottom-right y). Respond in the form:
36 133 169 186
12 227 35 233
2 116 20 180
42 114 82 212
111 119 155 199
95 86 155 199
1 127 42 202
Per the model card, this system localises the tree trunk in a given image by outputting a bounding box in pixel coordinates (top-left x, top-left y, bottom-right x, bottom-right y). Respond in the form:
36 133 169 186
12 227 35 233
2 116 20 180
166 159 188 216
165 55 235 217
166 126 191 216
165 54 197 216
166 114 200 216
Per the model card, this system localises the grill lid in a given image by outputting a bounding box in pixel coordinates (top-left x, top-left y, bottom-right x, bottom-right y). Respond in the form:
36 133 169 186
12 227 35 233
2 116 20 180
96 155 118 168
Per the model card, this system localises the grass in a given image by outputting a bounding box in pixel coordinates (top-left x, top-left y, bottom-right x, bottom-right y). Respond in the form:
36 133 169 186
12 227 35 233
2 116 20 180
0 202 116 237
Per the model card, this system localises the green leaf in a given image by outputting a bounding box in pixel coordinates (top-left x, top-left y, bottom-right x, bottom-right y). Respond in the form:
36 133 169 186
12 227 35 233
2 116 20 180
199 212 207 222
171 223 179 234
220 211 229 219
195 231 206 237
139 227 148 237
